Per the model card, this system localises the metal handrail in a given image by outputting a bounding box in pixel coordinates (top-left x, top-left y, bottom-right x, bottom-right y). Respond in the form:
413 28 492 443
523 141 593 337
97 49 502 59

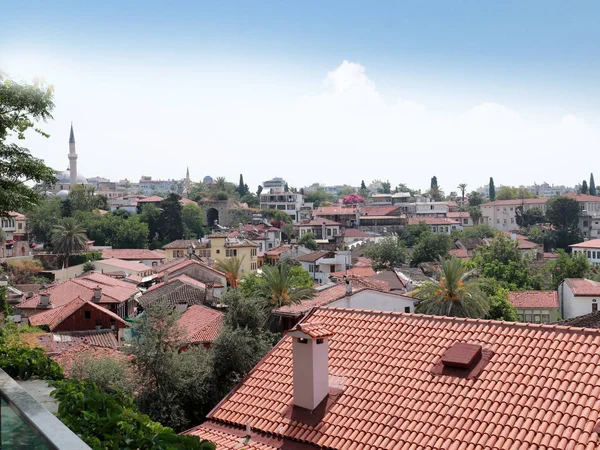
0 368 91 449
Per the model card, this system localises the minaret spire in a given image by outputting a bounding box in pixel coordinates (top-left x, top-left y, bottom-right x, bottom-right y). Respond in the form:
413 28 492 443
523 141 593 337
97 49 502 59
184 166 191 197
68 123 78 187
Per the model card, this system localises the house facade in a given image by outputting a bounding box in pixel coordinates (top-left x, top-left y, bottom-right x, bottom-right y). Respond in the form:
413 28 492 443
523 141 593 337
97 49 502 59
508 290 559 323
570 239 600 267
407 217 462 234
295 250 351 283
559 278 600 319
208 233 259 274
260 187 306 221
295 219 342 241
1 212 28 242
481 198 548 231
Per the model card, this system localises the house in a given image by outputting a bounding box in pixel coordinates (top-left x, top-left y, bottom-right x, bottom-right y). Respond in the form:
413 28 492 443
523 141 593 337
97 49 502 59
570 239 600 267
162 239 212 260
100 249 165 267
1 212 28 241
453 237 487 257
37 330 120 358
447 211 475 227
502 232 541 259
295 250 351 283
481 198 548 231
271 276 416 329
407 217 462 234
507 291 559 323
259 187 307 222
356 205 405 231
312 205 358 228
558 278 600 319
187 307 600 449
153 259 227 296
370 269 408 292
236 223 282 251
262 245 312 267
564 193 600 239
338 229 381 245
208 233 259 274
94 259 154 278
140 273 213 309
329 267 376 278
295 219 342 242
177 304 223 350
28 297 129 341
16 272 139 319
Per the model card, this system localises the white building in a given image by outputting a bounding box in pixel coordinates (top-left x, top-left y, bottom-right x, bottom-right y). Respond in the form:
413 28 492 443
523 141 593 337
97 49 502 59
296 250 352 283
447 211 476 227
260 187 307 221
139 177 180 195
527 183 573 197
407 217 462 234
558 278 600 319
570 240 600 267
295 218 342 241
481 198 548 231
263 177 287 190
328 288 418 313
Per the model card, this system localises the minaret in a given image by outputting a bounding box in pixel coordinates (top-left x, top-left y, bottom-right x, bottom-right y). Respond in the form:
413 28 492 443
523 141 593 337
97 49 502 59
68 123 78 187
184 166 191 197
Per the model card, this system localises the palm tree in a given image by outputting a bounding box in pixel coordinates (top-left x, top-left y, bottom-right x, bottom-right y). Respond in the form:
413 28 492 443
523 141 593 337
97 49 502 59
413 256 489 318
214 176 227 191
51 218 88 269
258 264 316 309
469 206 482 226
215 256 245 288
457 183 467 203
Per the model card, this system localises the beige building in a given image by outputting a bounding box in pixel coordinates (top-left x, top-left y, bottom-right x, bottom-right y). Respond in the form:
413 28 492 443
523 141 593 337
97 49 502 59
162 239 212 261
481 198 548 231
208 233 259 274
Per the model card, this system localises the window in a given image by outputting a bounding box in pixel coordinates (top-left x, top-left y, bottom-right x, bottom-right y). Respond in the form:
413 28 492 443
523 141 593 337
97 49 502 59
593 303 598 312
327 228 332 236
152 261 158 267
18 223 22 230
524 313 532 322
308 264 315 273
430 205 434 210
518 314 524 322
84 311 91 319
404 306 411 313
463 219 468 224
511 218 514 224
541 314 550 323
533 314 541 323
497 219 500 224
588 251 592 258
216 249 220 254
333 229 337 236
510 207 513 211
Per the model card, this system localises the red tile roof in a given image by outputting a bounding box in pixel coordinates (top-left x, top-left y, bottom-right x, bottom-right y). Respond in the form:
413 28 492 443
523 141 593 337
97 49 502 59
408 217 460 226
329 267 376 278
571 239 600 249
188 307 600 449
52 344 130 376
37 330 119 355
178 305 223 345
101 249 164 260
17 273 138 309
564 278 600 296
448 248 469 259
285 322 334 338
359 205 401 216
28 297 129 330
274 277 389 316
341 229 378 238
312 206 357 217
295 251 331 263
353 257 373 268
296 218 341 227
137 195 164 203
447 211 470 219
264 245 292 257
564 192 600 202
97 258 151 272
180 197 198 205
508 290 558 309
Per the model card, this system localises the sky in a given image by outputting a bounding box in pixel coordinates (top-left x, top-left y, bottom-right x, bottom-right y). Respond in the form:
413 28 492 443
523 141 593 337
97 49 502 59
2 1 600 193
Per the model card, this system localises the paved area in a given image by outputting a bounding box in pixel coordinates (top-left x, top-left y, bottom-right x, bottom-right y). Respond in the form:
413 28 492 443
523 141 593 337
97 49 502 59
16 379 58 414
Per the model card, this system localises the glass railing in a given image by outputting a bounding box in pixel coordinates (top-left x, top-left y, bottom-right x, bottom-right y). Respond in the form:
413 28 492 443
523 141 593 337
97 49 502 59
0 369 90 450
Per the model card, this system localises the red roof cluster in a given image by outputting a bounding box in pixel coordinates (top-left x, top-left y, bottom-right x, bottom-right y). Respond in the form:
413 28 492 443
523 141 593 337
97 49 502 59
359 205 401 216
188 307 600 449
564 278 600 296
508 291 558 309
178 305 223 345
28 297 128 330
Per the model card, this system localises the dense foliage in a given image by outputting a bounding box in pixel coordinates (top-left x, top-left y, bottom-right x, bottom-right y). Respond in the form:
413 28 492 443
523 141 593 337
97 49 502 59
297 231 318 250
411 232 452 265
364 236 408 269
51 379 215 450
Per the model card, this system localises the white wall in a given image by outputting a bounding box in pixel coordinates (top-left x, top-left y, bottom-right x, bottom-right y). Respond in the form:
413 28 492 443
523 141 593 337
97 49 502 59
327 290 416 312
560 283 600 319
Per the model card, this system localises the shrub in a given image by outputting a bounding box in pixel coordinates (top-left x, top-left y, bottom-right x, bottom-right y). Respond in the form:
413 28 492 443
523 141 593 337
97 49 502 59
82 261 95 272
0 344 63 381
69 354 134 395
68 251 102 267
216 191 228 201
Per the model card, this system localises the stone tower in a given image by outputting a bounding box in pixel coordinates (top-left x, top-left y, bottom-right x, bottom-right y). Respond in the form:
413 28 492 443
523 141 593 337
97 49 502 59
184 167 191 197
68 123 78 187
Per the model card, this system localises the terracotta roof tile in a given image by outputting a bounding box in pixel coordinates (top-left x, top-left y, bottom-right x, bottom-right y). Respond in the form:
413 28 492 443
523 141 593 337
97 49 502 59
565 278 600 296
571 239 600 249
295 251 331 263
101 249 164 260
329 267 376 278
313 206 357 217
286 322 334 338
449 248 469 259
296 218 342 227
508 291 558 309
359 205 401 216
162 239 207 249
178 305 223 345
52 344 130 376
37 330 119 355
447 211 470 219
189 308 600 449
557 311 600 328
97 258 151 272
137 195 164 203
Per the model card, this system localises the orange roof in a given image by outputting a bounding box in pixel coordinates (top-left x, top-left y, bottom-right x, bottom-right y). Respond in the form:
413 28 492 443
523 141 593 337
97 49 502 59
188 307 600 449
359 205 401 216
329 267 376 278
178 305 223 345
447 211 470 219
17 273 138 309
564 278 600 296
312 206 357 217
137 195 164 203
28 297 129 330
52 344 130 376
285 322 334 338
448 248 469 259
296 218 341 227
571 239 600 249
180 197 198 205
508 291 558 309
564 192 600 202
274 277 389 317
97 258 151 272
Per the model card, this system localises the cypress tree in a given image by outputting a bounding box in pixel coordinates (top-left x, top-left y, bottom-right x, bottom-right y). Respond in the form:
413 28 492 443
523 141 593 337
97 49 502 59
590 173 597 196
238 174 246 196
489 177 496 201
431 176 438 189
360 180 367 190
581 180 588 194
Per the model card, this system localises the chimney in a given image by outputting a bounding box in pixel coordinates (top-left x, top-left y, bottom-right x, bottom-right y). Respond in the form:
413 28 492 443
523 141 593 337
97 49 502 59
163 272 170 283
175 302 188 313
510 233 517 241
206 281 214 300
345 277 352 296
39 291 50 306
286 323 334 410
92 286 102 302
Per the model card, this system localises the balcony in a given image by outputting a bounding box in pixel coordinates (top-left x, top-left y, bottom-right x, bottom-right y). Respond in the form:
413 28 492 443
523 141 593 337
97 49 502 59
0 368 90 449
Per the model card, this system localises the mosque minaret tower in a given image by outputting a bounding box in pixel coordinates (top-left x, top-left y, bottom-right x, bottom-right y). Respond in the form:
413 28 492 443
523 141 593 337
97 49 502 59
68 123 78 187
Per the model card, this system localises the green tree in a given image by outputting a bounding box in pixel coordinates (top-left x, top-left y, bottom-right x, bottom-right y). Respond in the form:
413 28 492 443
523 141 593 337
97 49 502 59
26 196 62 244
431 176 438 190
495 186 534 201
360 180 367 190
468 191 483 207
215 256 245 288
0 73 58 216
364 236 408 269
281 223 295 243
457 183 467 203
380 180 391 194
548 249 591 288
479 278 518 321
591 173 597 196
304 188 335 207
68 185 107 212
256 185 263 197
414 257 489 318
545 196 582 250
219 289 268 330
182 203 205 239
398 222 430 247
297 232 318 250
489 177 496 201
158 194 184 242
458 224 497 239
256 264 316 308
581 180 589 194
50 218 88 268
515 206 545 228
469 206 482 226
70 354 134 396
139 203 162 246
411 232 452 264
237 174 248 196
475 235 533 289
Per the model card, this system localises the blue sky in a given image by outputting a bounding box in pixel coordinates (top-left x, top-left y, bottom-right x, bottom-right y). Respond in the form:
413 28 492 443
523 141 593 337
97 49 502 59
2 1 600 191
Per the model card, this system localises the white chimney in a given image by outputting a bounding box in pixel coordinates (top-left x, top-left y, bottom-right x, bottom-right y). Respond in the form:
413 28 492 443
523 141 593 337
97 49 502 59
163 272 170 284
286 322 333 410
39 291 50 306
93 286 102 301
345 278 352 296
510 233 517 241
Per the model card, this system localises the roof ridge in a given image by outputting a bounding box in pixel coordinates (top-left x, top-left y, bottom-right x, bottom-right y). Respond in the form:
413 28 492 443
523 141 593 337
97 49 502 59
321 307 600 335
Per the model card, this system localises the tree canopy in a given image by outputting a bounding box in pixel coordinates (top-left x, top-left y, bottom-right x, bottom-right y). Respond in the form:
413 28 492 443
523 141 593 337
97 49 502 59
364 236 408 270
297 232 318 250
